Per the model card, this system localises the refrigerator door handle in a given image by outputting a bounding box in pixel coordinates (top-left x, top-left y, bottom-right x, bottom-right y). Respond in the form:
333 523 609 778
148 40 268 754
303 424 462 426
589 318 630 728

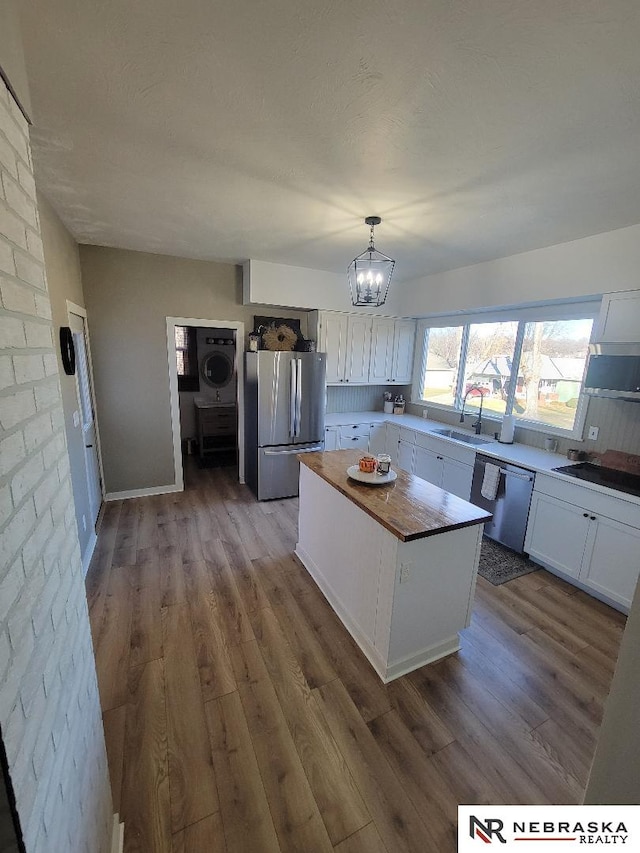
290 358 297 438
263 445 323 456
295 358 303 437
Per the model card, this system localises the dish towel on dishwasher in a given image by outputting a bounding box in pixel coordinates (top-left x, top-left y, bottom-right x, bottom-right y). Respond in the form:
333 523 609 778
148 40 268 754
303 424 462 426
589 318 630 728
481 463 501 501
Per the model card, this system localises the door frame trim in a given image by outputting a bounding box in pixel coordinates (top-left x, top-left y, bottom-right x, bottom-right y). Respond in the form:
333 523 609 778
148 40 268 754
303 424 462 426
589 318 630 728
166 317 245 490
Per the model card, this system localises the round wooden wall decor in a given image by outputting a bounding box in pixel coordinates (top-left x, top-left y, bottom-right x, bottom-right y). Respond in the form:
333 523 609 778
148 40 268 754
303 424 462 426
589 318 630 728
262 323 298 351
60 326 76 375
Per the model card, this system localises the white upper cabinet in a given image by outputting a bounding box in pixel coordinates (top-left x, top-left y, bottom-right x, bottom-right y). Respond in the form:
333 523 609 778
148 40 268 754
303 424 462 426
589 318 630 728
319 313 349 383
345 315 372 383
317 312 371 383
317 311 415 385
391 319 416 384
369 318 396 383
595 290 640 342
368 317 416 384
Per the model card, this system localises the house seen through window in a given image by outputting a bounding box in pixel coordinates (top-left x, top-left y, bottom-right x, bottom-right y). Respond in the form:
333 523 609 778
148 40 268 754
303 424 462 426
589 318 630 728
418 312 594 435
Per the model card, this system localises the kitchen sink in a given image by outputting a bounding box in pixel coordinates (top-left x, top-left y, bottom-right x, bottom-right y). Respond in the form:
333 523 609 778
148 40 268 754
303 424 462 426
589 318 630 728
430 428 492 446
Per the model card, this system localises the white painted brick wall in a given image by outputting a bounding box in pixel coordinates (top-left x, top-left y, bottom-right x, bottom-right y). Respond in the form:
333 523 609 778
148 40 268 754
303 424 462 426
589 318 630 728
0 79 112 852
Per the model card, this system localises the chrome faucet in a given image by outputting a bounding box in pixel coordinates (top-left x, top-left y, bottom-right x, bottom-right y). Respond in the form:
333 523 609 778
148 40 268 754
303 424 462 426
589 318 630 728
460 386 485 435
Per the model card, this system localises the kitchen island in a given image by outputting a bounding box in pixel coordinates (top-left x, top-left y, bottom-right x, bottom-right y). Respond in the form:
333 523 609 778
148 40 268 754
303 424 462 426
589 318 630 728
295 449 492 682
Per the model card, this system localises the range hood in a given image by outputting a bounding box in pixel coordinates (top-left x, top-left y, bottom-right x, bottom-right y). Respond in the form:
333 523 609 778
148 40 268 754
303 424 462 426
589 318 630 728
583 343 640 402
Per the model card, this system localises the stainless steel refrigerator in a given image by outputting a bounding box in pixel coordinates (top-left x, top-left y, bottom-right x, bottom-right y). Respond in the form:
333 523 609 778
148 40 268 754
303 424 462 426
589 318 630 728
245 351 326 500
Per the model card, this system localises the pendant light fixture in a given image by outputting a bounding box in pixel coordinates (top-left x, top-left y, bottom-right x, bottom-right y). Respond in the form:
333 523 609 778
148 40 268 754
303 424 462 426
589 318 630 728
348 216 395 307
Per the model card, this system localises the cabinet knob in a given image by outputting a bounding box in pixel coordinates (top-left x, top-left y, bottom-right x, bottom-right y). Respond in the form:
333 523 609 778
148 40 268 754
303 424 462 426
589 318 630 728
590 515 596 520
583 512 589 517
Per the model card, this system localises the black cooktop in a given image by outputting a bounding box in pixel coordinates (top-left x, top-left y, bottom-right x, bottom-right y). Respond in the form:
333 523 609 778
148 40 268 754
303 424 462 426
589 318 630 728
552 462 640 499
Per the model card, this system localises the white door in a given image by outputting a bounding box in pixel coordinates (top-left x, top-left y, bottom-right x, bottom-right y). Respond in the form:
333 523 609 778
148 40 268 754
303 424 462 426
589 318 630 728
69 311 102 528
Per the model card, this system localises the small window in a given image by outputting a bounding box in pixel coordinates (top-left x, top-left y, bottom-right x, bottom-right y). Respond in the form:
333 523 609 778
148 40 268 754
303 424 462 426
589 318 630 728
516 318 593 432
463 321 519 416
175 326 199 392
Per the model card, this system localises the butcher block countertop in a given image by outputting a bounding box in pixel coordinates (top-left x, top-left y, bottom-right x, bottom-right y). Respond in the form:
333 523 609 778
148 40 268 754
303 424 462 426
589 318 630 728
298 449 492 542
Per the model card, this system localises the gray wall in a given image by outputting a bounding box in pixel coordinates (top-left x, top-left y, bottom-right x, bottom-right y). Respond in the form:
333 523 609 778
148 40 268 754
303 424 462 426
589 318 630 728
584 578 640 804
0 0 32 120
79 245 309 494
38 192 95 562
0 68 112 853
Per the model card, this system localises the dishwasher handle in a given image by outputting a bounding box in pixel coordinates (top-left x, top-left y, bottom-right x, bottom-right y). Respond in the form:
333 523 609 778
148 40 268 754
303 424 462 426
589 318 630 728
498 468 534 481
476 458 534 482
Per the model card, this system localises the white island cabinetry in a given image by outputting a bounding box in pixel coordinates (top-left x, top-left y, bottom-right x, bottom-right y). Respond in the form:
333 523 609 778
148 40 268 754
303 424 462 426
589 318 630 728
296 450 491 682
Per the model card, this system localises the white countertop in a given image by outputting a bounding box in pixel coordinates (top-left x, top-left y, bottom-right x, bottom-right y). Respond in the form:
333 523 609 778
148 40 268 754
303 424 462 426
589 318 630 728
324 410 640 509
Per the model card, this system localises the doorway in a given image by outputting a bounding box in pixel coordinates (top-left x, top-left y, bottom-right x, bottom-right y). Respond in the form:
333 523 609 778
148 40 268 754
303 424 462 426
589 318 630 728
166 317 245 491
67 301 104 573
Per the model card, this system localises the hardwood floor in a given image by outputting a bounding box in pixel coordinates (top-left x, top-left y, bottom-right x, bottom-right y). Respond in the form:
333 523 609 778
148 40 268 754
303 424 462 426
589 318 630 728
86 460 626 853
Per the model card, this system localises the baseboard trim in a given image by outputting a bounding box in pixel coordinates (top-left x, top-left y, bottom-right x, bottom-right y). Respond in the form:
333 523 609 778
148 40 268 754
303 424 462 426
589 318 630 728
81 530 98 577
105 483 182 502
111 815 124 853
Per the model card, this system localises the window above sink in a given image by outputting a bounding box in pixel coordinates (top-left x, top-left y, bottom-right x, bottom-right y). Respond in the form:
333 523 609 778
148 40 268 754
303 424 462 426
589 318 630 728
413 300 599 439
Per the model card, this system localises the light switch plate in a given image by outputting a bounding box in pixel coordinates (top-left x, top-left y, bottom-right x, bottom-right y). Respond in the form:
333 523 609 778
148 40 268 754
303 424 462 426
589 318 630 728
588 425 599 440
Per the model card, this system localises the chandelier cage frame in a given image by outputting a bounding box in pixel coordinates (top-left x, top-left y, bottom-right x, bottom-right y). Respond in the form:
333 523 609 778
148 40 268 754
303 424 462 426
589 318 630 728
347 216 395 308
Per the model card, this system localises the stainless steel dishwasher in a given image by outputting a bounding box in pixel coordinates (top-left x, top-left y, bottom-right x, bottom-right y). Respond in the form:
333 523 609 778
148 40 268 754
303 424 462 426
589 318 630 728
470 454 535 553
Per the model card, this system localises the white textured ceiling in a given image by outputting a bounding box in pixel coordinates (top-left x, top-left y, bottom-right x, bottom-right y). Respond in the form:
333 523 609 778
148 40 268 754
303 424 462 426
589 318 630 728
18 0 640 282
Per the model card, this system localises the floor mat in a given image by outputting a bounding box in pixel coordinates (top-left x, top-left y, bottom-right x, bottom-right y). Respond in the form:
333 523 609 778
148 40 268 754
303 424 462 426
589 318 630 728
478 536 539 585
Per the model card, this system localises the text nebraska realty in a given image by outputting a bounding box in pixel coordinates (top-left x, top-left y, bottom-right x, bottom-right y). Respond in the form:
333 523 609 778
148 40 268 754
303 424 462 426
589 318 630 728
516 821 628 844
475 817 629 844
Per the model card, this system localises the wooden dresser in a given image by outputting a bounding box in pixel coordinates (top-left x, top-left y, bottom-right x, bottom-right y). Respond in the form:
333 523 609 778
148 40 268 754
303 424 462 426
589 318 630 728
195 403 237 461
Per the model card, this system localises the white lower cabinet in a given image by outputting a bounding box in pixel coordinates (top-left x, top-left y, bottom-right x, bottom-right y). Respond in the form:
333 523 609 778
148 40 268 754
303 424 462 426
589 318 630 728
584 515 640 607
413 446 474 500
413 446 441 484
369 423 387 456
338 422 370 451
385 424 401 466
397 440 415 473
525 475 640 611
324 426 339 451
441 457 474 501
525 493 590 579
